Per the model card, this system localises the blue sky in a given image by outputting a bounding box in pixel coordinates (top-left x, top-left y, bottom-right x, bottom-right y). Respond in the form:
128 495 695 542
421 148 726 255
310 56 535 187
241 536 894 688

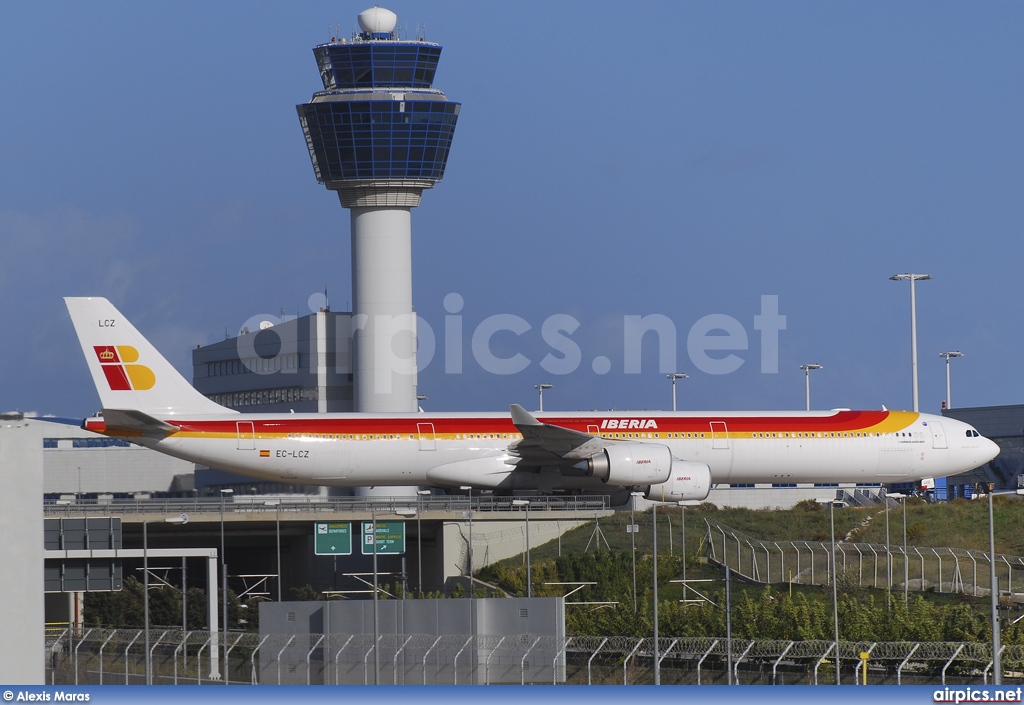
2 2 1023 418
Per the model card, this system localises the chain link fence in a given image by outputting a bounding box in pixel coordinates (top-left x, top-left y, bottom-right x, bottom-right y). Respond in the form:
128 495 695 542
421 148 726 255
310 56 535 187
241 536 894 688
706 520 1024 597
46 628 1024 686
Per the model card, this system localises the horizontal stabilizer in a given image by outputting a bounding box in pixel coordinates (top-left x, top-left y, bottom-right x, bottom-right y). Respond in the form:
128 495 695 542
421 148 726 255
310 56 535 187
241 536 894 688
100 408 178 437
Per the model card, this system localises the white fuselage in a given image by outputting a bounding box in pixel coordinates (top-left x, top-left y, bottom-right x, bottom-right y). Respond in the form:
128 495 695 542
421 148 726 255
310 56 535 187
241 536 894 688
88 408 998 493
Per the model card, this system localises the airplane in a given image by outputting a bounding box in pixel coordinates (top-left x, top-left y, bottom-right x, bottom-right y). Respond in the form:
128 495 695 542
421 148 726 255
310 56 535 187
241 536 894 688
64 297 999 503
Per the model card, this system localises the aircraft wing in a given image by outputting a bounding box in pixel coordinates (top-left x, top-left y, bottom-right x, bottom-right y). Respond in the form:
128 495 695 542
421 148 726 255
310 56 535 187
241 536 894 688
508 404 608 465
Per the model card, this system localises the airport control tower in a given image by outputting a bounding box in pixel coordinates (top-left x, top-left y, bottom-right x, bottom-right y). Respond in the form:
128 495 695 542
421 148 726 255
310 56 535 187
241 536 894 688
297 6 460 413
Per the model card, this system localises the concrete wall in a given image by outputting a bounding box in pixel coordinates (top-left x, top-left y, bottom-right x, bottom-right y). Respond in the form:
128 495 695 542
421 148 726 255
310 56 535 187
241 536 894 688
0 417 44 683
260 597 565 684
441 518 586 581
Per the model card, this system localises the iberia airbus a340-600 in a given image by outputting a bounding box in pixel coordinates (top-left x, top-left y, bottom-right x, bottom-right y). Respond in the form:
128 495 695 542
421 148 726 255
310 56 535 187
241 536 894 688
64 297 998 503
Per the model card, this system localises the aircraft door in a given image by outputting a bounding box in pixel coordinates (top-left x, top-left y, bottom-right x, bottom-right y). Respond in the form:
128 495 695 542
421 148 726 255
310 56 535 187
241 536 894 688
929 420 948 449
417 423 436 451
710 421 729 449
236 421 255 450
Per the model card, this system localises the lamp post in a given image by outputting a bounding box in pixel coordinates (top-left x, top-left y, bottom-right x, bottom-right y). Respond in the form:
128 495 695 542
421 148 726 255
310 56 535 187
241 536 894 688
394 508 417 598
890 273 932 412
940 351 964 409
459 486 474 594
181 556 187 667
677 500 700 601
416 489 431 595
666 373 688 412
142 521 149 685
534 383 553 412
264 501 281 601
512 500 532 598
651 498 660 685
884 493 909 606
725 565 733 685
884 493 893 611
630 491 659 684
799 364 823 411
144 515 186 685
988 488 1001 684
459 485 476 683
887 493 909 604
829 499 840 685
817 498 841 685
630 493 638 611
367 505 380 685
218 488 233 681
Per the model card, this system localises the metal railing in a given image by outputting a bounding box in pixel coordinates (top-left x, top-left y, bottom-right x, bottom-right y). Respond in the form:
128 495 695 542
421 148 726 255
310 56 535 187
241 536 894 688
706 520 1024 596
46 628 1024 686
44 494 610 518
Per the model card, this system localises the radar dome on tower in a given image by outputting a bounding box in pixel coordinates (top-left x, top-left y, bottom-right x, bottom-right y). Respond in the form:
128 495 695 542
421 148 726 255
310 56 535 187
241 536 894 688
358 6 398 35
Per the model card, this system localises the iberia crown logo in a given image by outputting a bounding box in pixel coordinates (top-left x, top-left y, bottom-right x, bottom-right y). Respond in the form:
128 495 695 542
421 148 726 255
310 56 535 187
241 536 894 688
93 346 156 391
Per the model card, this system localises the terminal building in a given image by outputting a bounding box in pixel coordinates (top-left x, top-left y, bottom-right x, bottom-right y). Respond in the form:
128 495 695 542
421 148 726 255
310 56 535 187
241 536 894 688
192 310 355 414
943 405 1024 497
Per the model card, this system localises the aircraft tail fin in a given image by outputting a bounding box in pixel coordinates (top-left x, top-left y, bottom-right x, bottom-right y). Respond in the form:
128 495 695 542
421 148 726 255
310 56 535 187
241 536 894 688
64 297 233 418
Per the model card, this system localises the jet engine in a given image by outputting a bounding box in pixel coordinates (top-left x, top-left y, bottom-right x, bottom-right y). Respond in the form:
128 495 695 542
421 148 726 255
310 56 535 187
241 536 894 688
582 443 673 486
643 461 712 502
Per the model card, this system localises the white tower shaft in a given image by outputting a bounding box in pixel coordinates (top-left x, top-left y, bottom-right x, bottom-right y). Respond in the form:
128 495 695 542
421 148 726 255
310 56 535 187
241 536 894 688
351 207 417 412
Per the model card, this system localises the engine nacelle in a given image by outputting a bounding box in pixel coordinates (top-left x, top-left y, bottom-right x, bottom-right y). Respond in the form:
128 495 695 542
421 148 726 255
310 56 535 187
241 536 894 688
643 461 712 502
583 443 672 486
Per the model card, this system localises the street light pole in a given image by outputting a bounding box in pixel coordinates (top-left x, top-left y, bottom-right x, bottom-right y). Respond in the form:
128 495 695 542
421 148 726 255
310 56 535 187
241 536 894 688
666 373 688 412
989 489 1002 685
885 494 892 611
652 501 659 685
940 351 964 409
534 383 553 412
144 515 186 685
630 494 638 612
143 520 149 685
512 500 532 598
417 489 430 596
264 501 282 601
369 505 379 685
725 565 732 685
218 488 232 682
459 486 474 595
799 364 823 411
887 493 907 607
459 485 476 683
182 556 187 667
631 491 659 684
901 496 908 604
830 500 840 686
890 273 932 412
677 500 699 601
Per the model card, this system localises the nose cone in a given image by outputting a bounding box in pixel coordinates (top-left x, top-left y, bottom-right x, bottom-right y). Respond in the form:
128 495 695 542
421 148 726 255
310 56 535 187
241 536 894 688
979 436 1000 465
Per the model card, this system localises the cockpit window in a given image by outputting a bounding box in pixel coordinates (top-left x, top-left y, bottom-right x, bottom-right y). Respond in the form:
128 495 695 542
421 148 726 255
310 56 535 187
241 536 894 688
966 429 980 437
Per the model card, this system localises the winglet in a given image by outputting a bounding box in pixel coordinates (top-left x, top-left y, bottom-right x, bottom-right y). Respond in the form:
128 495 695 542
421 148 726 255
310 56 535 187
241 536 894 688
510 404 541 428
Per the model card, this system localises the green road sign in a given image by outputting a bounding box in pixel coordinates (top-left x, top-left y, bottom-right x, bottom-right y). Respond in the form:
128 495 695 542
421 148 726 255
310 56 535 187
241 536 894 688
360 521 406 555
314 522 352 555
